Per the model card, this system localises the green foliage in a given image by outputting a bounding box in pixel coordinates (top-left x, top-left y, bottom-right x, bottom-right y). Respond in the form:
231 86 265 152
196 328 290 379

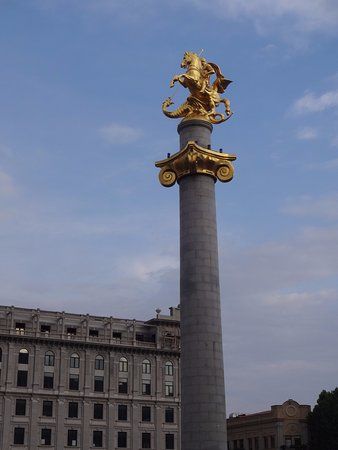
308 388 338 450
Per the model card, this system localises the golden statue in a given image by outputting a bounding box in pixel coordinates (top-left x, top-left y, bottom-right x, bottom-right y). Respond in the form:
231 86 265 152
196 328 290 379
162 51 233 124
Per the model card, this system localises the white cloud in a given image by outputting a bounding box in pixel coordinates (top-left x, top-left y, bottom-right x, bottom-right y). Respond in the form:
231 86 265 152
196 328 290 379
296 126 317 140
293 89 338 114
0 169 16 196
99 122 143 145
306 158 338 171
281 193 338 220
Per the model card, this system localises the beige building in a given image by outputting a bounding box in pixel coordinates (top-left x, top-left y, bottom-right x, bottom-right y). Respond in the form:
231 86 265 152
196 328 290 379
0 305 180 449
227 399 310 450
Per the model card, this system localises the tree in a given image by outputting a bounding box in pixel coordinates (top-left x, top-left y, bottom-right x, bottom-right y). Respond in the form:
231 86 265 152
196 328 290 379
308 388 338 450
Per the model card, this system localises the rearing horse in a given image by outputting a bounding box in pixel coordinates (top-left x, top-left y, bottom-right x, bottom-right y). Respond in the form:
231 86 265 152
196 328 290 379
163 51 232 124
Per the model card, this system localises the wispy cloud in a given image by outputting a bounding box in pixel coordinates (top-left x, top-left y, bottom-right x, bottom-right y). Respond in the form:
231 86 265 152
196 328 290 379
306 158 338 171
99 122 143 145
281 193 338 220
293 89 338 114
0 169 16 196
296 126 317 140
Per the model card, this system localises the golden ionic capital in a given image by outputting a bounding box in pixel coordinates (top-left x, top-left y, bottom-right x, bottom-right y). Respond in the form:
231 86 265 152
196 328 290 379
155 141 236 187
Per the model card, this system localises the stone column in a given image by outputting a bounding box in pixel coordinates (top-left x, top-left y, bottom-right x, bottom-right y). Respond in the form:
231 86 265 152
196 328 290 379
179 120 226 450
155 119 236 450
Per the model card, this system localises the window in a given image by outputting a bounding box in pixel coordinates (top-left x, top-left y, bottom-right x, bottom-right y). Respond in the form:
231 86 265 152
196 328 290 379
41 428 52 445
68 402 79 418
94 403 103 420
142 432 151 449
118 378 128 394
69 374 79 390
142 359 151 374
42 400 53 417
165 407 174 423
165 433 174 450
40 324 51 333
70 353 80 368
270 436 275 449
0 348 2 362
165 381 173 397
119 357 128 372
67 327 77 335
142 380 151 395
94 376 104 392
43 372 54 389
264 436 268 449
254 437 259 450
15 399 26 416
15 322 25 333
113 331 122 339
239 439 244 449
89 329 99 337
142 406 151 422
93 430 103 448
248 438 253 450
294 437 302 447
44 351 55 366
95 355 104 370
118 431 127 448
68 429 78 446
118 404 128 421
18 348 29 364
234 441 238 450
14 427 25 445
165 361 173 376
285 437 292 448
17 370 28 387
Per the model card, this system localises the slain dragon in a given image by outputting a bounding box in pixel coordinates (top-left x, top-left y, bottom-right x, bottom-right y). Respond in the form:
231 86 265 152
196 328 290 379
162 51 233 124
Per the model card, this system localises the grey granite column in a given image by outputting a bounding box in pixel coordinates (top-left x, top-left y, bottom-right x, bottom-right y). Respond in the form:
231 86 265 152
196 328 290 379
178 120 227 450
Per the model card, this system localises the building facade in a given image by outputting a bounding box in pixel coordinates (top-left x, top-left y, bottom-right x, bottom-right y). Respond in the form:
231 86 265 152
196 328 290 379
227 399 310 450
0 305 180 449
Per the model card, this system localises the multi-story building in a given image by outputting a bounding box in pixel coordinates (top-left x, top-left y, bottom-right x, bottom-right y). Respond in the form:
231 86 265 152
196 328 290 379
0 305 180 449
227 399 310 450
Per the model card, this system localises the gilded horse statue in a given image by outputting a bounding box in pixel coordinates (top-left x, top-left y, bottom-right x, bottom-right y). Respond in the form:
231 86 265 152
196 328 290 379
162 51 233 124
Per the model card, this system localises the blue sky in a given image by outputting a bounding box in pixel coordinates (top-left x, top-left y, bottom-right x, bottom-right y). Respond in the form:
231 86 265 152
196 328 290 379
1 0 338 413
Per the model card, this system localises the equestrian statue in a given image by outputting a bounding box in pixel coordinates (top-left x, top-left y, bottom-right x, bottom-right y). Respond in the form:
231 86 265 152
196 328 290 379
162 51 233 124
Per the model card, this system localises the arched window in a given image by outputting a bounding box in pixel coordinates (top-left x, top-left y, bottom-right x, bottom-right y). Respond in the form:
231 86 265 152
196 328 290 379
18 348 29 364
142 359 151 374
95 355 104 370
70 353 80 369
119 357 128 372
44 351 55 367
165 361 173 376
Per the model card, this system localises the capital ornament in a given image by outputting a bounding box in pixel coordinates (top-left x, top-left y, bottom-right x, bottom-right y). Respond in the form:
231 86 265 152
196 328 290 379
155 141 236 187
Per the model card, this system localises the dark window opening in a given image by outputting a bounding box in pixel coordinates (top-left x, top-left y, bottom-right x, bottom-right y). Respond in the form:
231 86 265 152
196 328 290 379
136 333 156 343
89 329 99 337
118 431 127 448
68 402 79 418
18 349 29 364
94 403 103 420
142 406 151 422
40 324 51 333
70 354 80 368
94 376 104 392
165 407 174 423
142 432 151 449
44 352 55 366
113 331 122 339
166 433 174 450
142 381 151 395
41 428 52 445
254 437 260 450
67 327 77 335
118 404 128 421
95 356 104 370
93 430 103 448
15 322 25 330
42 400 53 417
69 374 79 390
118 379 128 394
270 436 276 449
15 399 26 416
14 427 25 445
67 429 78 446
165 381 173 397
17 370 28 387
43 372 54 389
